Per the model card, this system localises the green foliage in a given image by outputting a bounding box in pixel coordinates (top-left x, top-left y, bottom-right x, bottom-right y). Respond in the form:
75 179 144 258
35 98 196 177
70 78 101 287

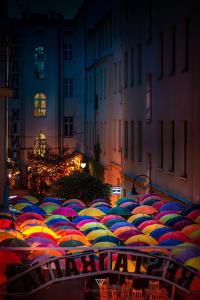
50 172 111 204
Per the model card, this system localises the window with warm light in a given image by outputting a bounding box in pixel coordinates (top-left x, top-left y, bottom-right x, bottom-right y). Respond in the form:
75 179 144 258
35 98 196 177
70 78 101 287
34 132 47 157
34 93 47 117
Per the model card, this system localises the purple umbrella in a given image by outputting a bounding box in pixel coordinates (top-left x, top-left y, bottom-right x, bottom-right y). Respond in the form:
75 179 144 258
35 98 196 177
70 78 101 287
52 207 78 217
173 218 194 230
117 230 141 241
174 249 200 263
159 202 185 212
155 210 178 220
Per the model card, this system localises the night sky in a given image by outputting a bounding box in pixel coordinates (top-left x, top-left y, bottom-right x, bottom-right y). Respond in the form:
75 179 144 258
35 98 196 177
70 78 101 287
8 0 84 19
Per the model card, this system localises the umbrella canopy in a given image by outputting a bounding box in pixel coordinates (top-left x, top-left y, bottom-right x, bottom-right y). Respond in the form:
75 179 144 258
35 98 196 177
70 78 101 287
73 216 96 224
185 257 200 271
94 206 110 213
159 202 185 212
76 219 97 229
58 234 89 245
174 249 200 263
0 219 12 228
159 214 181 224
52 207 78 217
14 203 31 210
62 199 85 206
92 241 117 247
92 236 120 245
86 229 114 241
152 201 167 210
17 212 44 223
172 218 194 231
100 215 124 224
20 219 45 230
79 222 107 232
182 205 200 216
195 215 200 223
159 239 182 246
64 204 85 212
105 218 127 228
21 205 46 215
131 216 153 226
182 224 200 237
124 234 158 246
56 229 84 237
142 224 165 234
91 202 111 208
41 198 61 205
191 236 200 245
46 215 69 223
22 196 38 204
59 240 86 247
78 207 105 217
150 227 175 239
106 206 129 216
117 229 141 241
115 197 137 206
139 194 164 203
189 229 200 238
0 238 30 247
155 211 178 220
0 230 24 240
39 204 60 214
109 222 134 232
128 214 152 223
90 199 108 205
0 250 21 264
187 209 200 220
131 205 157 215
138 220 162 230
22 226 58 239
158 231 189 243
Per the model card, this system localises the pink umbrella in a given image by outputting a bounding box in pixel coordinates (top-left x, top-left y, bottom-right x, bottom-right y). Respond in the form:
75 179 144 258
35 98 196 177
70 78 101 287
76 219 96 228
138 220 162 230
152 201 167 210
52 207 78 217
117 229 141 241
187 209 200 220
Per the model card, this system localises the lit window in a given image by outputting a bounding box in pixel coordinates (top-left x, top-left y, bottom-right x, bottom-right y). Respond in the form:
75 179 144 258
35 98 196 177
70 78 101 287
34 46 47 79
34 93 47 117
64 116 73 137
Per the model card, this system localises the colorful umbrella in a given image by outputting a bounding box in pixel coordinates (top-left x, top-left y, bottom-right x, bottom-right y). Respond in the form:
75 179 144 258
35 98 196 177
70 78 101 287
62 199 85 206
117 229 141 241
124 234 158 246
105 218 127 228
91 202 111 208
92 236 120 245
17 212 44 223
142 224 165 234
79 222 107 232
78 207 105 217
159 214 181 224
159 239 182 246
131 205 157 215
76 219 98 229
73 216 96 224
56 229 84 237
172 218 194 230
52 207 78 217
158 231 189 243
155 211 178 220
21 205 46 215
100 215 124 224
0 238 30 247
109 222 133 232
94 206 110 213
184 257 200 271
86 229 114 241
92 241 117 247
106 207 130 216
22 226 58 239
131 216 153 226
58 234 89 245
152 200 167 210
45 214 69 223
182 224 200 237
14 203 31 211
150 227 175 239
59 240 86 247
138 220 162 230
174 249 200 263
22 196 38 204
113 226 138 236
0 250 21 264
128 214 152 223
159 202 185 212
182 205 200 216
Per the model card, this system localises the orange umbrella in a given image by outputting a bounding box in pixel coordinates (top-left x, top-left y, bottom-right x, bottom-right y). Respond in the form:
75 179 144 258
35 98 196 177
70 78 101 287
182 224 200 237
131 205 157 215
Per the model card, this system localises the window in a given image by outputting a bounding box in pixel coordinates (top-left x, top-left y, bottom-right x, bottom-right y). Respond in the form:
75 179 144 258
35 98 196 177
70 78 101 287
169 121 175 172
34 46 46 79
34 93 47 117
124 51 128 88
114 119 116 151
131 121 134 160
137 43 142 85
64 116 73 137
64 78 73 97
64 44 72 60
182 17 189 71
137 121 142 162
182 121 188 178
124 121 128 159
169 25 176 75
159 121 164 169
114 62 117 93
146 73 152 121
158 32 164 79
130 48 135 86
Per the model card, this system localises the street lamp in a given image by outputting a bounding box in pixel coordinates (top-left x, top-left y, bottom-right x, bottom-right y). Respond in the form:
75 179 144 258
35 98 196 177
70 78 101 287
131 174 152 195
80 162 86 169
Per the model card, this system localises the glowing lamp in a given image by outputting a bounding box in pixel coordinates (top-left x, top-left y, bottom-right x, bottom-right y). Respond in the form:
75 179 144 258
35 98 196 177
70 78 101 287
81 162 86 169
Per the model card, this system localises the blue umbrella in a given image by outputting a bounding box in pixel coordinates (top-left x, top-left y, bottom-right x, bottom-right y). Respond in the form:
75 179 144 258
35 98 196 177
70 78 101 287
41 198 61 205
120 203 139 211
150 227 175 239
21 205 46 215
159 203 185 212
104 218 125 228
159 239 183 246
46 218 70 226
165 216 182 226
94 206 110 213
84 227 107 235
141 199 159 206
73 216 96 224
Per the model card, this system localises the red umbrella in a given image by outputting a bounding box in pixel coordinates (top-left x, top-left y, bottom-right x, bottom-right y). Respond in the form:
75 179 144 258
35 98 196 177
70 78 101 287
0 219 12 229
0 250 21 264
138 220 162 230
52 207 78 217
17 213 44 223
158 231 189 243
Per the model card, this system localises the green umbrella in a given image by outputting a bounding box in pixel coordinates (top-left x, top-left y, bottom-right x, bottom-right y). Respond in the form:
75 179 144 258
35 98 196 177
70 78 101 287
106 207 130 216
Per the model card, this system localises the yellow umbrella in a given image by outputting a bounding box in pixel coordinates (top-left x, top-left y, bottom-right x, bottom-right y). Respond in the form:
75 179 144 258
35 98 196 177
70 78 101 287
142 224 165 234
124 234 158 246
79 222 107 232
22 226 58 239
93 241 117 247
23 195 38 204
78 207 105 217
0 230 24 240
14 203 30 210
185 257 200 271
87 229 114 241
20 219 45 229
127 214 151 223
131 205 158 215
0 232 17 242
